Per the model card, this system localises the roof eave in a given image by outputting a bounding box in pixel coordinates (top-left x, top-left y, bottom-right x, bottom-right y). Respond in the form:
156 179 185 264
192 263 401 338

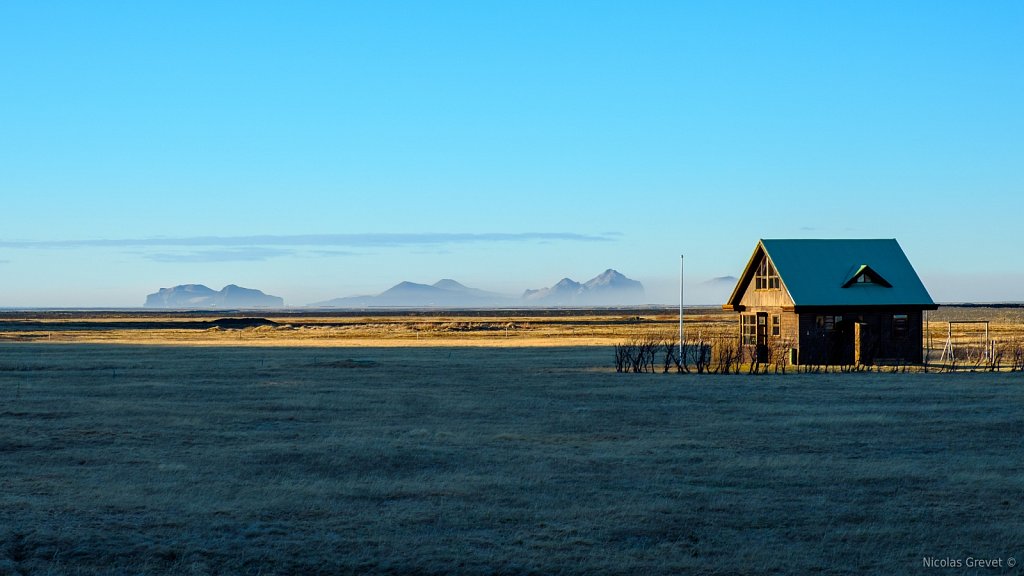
792 303 939 312
724 240 766 308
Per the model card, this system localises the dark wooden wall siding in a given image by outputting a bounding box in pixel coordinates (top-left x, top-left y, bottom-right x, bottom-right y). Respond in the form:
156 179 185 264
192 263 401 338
734 307 925 365
796 310 924 365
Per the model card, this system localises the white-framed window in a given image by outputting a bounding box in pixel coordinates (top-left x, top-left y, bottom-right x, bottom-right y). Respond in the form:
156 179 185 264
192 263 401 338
754 258 780 290
741 314 756 345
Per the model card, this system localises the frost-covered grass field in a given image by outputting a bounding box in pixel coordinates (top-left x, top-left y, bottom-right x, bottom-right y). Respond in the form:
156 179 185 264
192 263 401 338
1 342 1022 575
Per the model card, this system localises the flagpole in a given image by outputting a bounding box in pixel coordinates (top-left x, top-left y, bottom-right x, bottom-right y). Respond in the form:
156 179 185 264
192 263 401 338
679 254 684 365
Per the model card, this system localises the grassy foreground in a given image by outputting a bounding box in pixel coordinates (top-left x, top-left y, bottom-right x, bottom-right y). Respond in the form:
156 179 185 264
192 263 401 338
1 344 1022 575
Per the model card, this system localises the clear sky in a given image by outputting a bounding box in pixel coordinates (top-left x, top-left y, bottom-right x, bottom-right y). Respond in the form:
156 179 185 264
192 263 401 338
1 1 1021 306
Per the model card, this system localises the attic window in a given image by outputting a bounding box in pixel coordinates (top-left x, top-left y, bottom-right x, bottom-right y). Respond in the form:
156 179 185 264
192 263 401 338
842 265 892 288
755 258 780 290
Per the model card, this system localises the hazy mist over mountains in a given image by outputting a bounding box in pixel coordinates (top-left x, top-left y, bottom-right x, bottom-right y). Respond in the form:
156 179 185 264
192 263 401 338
522 269 645 306
144 285 284 309
312 279 508 308
313 269 647 308
142 271 739 310
700 276 739 298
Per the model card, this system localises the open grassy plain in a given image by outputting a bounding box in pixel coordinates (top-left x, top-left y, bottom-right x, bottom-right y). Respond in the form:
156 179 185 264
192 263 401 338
1 306 1021 352
0 308 727 348
1 308 1023 574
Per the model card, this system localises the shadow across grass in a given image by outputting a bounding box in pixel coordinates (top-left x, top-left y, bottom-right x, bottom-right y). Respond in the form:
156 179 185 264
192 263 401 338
0 344 1021 575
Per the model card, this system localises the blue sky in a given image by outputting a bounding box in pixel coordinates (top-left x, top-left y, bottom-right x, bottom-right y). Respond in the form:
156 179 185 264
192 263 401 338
1 2 1021 306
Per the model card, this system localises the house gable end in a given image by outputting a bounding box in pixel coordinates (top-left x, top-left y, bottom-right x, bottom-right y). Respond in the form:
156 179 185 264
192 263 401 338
723 243 764 310
724 242 795 310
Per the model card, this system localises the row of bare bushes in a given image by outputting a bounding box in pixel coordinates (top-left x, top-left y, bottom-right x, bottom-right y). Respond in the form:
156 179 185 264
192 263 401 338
613 333 749 374
932 337 1024 372
614 333 1024 374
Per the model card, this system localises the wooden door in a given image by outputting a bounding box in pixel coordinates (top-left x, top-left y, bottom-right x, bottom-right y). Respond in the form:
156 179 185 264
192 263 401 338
756 312 769 363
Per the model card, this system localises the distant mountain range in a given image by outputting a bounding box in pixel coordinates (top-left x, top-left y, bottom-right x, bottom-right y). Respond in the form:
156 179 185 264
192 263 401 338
687 276 738 306
311 269 646 308
144 284 284 309
703 275 738 292
312 279 509 308
522 269 645 306
141 272 725 309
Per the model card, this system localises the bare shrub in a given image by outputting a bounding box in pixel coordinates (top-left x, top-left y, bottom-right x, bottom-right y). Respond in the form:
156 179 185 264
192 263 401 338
1010 337 1024 372
637 336 661 373
710 337 741 374
613 342 631 373
612 335 661 373
744 344 760 375
944 350 959 373
770 338 793 374
661 334 688 373
689 337 712 374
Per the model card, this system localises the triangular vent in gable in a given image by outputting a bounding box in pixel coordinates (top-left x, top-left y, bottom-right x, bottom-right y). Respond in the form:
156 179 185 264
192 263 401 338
842 265 892 288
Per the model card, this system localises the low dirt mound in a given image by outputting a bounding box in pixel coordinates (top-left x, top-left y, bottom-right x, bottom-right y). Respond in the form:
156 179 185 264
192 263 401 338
208 318 278 329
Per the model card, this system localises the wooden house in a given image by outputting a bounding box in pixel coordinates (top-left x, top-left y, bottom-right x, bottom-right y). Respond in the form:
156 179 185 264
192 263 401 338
722 239 937 365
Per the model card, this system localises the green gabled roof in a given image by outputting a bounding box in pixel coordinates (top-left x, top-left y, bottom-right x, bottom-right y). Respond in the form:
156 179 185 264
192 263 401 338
726 239 935 308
